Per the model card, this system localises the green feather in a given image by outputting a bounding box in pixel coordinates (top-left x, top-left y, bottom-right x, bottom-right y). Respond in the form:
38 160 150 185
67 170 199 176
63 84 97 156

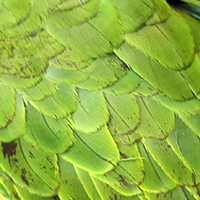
1 0 200 199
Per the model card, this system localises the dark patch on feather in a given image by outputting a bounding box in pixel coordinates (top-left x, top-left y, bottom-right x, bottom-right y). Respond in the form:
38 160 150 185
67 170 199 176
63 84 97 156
2 141 17 166
120 152 128 159
118 175 130 187
21 168 29 186
29 151 35 159
120 62 129 70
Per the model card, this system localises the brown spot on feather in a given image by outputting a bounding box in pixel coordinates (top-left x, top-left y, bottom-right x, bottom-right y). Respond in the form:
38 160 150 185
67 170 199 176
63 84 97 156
2 141 17 166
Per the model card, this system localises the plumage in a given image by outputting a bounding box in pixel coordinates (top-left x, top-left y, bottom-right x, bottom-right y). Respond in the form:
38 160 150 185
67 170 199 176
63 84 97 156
1 0 200 199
